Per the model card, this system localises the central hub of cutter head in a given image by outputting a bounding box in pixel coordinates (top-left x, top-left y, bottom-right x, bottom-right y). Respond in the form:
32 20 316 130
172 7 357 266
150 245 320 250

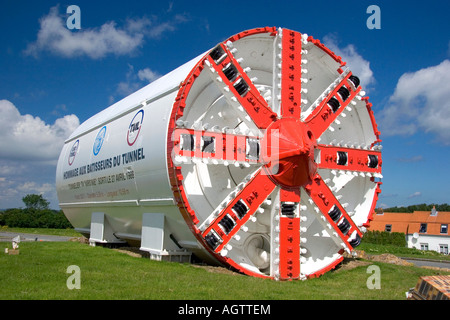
262 118 317 189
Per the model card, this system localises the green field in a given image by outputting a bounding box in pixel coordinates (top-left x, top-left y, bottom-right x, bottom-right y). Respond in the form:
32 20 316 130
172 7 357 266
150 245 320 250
1 232 448 300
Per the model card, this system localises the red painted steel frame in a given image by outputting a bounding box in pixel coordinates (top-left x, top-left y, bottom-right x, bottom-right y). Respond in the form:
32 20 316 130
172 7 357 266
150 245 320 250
202 169 276 254
280 29 303 119
317 144 382 173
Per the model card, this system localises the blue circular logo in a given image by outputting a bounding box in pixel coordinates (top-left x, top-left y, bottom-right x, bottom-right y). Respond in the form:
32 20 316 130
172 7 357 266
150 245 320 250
93 126 106 156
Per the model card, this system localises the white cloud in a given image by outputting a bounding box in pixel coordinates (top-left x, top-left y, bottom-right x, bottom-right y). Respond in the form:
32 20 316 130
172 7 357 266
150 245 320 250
24 6 186 59
0 163 26 175
378 59 450 144
395 155 424 163
0 100 79 162
113 65 161 101
408 191 422 199
138 68 161 83
323 35 375 89
0 173 58 209
0 100 72 209
115 64 141 97
17 181 53 195
0 184 19 204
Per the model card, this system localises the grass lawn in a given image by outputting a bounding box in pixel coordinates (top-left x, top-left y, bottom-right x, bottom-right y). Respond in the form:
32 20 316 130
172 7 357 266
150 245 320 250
1 239 448 300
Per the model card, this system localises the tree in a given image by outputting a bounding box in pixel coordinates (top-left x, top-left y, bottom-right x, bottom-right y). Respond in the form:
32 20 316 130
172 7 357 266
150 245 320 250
22 194 50 210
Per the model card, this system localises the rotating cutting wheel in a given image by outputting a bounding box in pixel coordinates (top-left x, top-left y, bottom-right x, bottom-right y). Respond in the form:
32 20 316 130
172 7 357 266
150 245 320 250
168 27 382 280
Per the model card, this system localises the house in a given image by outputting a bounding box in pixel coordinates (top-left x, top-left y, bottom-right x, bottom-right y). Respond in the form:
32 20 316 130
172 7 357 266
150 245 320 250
368 207 450 254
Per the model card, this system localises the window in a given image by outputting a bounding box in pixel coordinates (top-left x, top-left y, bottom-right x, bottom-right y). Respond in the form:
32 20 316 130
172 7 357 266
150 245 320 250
441 224 448 234
420 243 429 251
385 224 392 232
419 223 427 233
419 281 431 296
439 244 448 255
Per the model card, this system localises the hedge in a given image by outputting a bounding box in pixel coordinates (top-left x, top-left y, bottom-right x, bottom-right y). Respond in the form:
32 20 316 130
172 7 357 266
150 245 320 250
0 208 73 229
362 230 406 247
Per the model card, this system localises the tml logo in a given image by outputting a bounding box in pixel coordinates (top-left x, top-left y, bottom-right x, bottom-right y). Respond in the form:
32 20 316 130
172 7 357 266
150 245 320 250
127 109 144 146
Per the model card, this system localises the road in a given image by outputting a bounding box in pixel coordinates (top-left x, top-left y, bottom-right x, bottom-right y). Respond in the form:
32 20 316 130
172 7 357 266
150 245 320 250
0 231 74 242
404 258 450 270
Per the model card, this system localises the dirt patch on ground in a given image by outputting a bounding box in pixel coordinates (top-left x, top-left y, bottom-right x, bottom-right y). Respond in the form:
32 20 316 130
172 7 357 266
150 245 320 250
72 239 150 258
191 264 243 276
368 253 414 267
70 236 89 244
336 250 414 272
336 258 371 272
112 247 149 258
349 250 413 267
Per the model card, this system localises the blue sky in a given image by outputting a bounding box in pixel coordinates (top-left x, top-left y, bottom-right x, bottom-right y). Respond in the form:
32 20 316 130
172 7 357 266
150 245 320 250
0 0 449 209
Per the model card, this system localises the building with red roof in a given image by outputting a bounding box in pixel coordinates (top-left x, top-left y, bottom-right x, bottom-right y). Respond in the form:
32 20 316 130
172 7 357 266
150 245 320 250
368 207 449 254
